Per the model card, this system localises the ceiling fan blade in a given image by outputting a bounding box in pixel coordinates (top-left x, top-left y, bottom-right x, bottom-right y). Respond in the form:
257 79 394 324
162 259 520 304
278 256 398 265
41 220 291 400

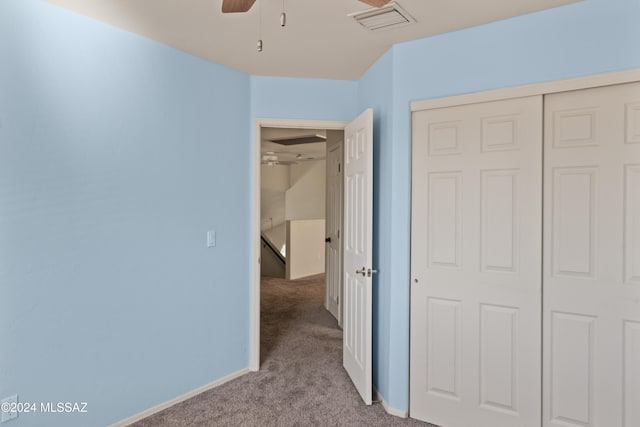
358 0 391 7
222 0 257 13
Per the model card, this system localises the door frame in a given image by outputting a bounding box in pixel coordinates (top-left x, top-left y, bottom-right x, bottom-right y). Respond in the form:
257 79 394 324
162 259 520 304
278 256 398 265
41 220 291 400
409 67 640 417
251 118 348 371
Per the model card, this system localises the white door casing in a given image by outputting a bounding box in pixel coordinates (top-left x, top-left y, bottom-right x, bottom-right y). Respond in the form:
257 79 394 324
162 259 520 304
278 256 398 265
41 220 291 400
252 119 348 371
543 82 640 427
410 96 543 427
343 108 374 405
326 139 344 326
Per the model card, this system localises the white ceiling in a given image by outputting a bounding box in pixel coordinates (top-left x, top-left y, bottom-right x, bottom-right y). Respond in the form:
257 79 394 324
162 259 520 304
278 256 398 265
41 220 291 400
46 0 578 80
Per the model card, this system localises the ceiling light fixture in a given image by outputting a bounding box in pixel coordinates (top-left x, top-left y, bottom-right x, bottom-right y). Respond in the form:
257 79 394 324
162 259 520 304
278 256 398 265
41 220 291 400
280 0 287 27
257 0 263 52
222 0 390 14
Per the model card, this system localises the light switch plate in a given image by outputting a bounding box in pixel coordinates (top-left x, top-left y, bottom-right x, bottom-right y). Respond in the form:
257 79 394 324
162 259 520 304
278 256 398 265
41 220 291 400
207 230 216 248
1 395 18 422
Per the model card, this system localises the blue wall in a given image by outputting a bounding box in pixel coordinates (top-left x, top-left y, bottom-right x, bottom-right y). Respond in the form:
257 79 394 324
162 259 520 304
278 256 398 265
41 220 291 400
0 1 251 426
374 0 640 412
251 76 358 121
3 0 640 425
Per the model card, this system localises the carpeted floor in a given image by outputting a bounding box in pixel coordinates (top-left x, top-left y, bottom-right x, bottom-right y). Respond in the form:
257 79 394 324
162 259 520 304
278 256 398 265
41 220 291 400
132 274 434 426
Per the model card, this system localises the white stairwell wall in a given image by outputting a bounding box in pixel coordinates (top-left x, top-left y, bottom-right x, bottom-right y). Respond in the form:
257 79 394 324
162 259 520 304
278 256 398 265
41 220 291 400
261 164 289 231
261 158 326 279
285 160 326 221
286 219 326 280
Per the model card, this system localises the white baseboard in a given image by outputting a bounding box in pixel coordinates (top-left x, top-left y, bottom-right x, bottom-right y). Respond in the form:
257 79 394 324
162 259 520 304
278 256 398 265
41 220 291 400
110 367 250 427
373 386 408 418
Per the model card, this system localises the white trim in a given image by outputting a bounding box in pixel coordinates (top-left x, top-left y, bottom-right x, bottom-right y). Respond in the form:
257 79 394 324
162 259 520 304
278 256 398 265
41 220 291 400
255 118 348 130
411 68 640 111
373 387 408 418
110 368 250 427
251 118 348 371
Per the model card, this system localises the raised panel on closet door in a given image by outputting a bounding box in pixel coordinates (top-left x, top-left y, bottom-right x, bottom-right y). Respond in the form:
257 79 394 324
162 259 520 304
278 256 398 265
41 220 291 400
411 95 542 427
543 81 640 427
481 169 519 273
625 165 640 285
624 320 640 426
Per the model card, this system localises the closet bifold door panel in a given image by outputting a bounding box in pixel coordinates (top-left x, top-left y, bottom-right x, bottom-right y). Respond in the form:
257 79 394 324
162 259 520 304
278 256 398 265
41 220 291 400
410 96 543 427
543 82 640 427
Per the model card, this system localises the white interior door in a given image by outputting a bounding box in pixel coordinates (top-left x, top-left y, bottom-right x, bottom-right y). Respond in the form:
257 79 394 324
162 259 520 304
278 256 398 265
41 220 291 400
326 139 343 326
543 82 640 427
343 108 374 405
410 96 543 427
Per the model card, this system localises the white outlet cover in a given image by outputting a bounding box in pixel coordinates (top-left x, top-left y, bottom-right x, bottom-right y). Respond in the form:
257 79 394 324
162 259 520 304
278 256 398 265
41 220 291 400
207 230 216 248
1 395 18 423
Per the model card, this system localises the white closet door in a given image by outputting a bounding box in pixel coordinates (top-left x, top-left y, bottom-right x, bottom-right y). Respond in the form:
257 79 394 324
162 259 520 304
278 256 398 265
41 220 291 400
543 82 640 427
410 96 543 427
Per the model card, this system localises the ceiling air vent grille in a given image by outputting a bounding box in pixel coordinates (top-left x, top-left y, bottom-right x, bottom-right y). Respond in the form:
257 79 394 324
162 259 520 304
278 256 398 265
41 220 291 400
269 134 327 146
350 2 416 32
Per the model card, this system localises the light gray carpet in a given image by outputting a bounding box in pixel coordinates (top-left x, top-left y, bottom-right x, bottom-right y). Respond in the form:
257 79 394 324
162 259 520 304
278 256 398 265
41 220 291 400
132 274 435 426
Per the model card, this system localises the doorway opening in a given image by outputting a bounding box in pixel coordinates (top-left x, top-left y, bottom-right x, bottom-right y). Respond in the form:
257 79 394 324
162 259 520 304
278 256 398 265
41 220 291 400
251 110 375 406
251 119 348 370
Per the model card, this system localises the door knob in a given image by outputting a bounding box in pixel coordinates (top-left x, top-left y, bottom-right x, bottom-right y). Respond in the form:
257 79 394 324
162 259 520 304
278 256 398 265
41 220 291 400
325 237 331 243
355 267 366 277
367 268 377 277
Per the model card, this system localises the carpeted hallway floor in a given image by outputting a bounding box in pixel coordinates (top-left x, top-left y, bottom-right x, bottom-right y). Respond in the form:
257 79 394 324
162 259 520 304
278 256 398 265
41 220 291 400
132 274 434 426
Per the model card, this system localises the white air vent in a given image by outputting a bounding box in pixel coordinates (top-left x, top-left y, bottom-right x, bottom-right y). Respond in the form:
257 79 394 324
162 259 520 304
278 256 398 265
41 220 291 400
349 2 416 32
269 134 327 146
